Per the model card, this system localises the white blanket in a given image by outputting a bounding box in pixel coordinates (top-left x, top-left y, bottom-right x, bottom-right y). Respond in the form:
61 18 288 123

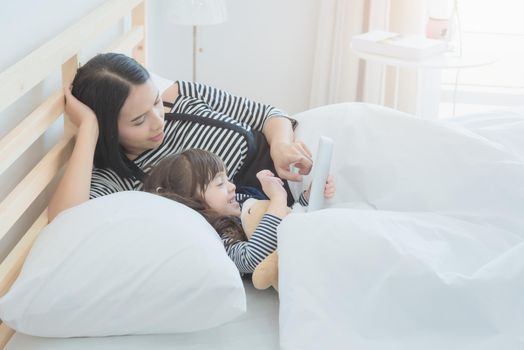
280 104 524 350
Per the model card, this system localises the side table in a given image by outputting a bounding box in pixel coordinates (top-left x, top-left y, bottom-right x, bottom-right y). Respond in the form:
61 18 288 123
351 45 498 118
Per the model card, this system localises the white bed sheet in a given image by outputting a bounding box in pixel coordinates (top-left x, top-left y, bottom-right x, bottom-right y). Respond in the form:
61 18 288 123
280 104 524 350
6 279 279 350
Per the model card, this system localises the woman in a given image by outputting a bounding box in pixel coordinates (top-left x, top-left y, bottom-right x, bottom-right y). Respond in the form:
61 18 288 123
48 53 312 221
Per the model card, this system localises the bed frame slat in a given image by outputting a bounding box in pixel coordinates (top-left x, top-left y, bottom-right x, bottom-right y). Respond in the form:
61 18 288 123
0 210 47 298
61 56 80 137
0 210 48 342
0 0 143 113
107 26 145 55
0 92 63 176
0 0 147 346
0 136 74 241
0 323 15 349
132 2 146 65
0 20 144 177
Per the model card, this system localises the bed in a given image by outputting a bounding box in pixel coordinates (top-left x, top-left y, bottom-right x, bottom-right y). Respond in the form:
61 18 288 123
4 278 279 350
1 1 524 349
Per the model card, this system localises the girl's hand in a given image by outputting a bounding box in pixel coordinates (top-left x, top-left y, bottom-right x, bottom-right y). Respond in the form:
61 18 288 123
270 141 313 182
323 175 336 199
304 175 336 201
64 86 98 128
256 170 288 201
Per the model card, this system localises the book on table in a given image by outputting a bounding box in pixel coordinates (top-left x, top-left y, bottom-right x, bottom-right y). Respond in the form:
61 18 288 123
351 31 447 60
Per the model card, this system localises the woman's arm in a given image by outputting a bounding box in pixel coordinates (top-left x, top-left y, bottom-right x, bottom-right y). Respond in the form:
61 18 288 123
264 117 313 181
47 89 99 222
174 82 313 181
176 81 289 132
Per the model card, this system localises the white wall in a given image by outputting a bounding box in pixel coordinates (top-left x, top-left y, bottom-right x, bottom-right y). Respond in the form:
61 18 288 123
148 0 320 114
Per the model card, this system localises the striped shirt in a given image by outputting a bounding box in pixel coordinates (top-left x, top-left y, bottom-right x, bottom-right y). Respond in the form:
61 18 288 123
224 192 308 274
89 81 290 198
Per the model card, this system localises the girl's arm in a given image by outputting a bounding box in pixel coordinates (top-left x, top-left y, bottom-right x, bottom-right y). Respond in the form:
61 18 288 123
225 170 296 273
47 88 99 222
256 170 289 218
223 214 281 273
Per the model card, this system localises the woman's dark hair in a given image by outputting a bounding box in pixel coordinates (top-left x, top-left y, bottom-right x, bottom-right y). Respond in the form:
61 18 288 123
143 149 247 244
71 53 150 180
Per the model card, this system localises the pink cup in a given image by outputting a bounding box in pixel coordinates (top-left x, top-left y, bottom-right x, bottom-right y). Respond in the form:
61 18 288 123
426 17 449 40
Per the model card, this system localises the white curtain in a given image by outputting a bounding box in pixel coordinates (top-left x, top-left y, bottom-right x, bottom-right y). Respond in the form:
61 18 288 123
309 0 427 113
309 0 367 108
385 0 427 113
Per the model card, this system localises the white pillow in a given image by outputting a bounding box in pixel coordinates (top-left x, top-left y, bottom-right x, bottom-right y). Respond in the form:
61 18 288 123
0 191 246 337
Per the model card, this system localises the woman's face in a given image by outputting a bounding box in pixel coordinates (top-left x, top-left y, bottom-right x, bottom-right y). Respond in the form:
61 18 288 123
118 79 165 159
203 171 241 217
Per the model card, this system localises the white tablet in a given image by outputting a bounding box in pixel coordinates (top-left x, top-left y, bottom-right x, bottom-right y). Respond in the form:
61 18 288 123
307 136 334 212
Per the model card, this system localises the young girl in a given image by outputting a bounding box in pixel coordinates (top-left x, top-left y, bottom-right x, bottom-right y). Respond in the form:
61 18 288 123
143 148 335 274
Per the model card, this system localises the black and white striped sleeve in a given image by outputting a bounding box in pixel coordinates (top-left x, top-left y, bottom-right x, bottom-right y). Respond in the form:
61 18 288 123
222 214 281 273
89 169 127 199
182 82 296 132
298 191 309 207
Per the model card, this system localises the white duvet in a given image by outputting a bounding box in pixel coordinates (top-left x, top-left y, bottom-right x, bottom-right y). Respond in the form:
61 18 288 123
280 104 524 350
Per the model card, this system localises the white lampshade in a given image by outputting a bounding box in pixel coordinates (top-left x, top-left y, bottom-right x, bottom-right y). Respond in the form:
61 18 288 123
170 0 228 26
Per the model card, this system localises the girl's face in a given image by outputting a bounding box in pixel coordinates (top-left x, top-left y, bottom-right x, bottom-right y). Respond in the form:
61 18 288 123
118 79 165 159
203 171 241 217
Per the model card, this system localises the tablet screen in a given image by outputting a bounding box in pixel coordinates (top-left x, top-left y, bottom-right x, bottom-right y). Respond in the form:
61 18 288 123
307 136 334 212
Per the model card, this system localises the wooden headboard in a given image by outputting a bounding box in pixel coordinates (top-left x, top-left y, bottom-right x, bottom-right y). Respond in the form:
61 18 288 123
0 0 147 346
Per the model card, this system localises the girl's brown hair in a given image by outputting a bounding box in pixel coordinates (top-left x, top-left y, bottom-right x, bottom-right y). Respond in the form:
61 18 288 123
143 149 246 244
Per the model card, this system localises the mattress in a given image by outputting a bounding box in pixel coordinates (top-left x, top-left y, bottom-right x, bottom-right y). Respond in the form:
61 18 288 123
6 279 279 350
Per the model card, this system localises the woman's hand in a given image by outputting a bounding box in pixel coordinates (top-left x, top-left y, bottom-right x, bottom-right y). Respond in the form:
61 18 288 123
304 175 336 202
270 141 313 182
64 86 98 129
256 170 288 201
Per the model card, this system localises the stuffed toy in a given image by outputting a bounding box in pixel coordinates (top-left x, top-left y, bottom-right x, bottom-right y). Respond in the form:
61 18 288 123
241 198 291 292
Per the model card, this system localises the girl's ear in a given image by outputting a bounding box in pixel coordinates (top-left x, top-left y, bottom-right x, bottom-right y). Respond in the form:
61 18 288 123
156 186 164 193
